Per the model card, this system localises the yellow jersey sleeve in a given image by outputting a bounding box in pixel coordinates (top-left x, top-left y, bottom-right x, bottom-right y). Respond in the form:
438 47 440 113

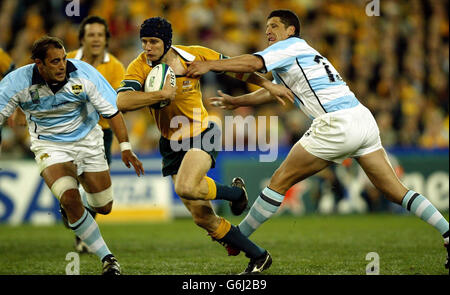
117 53 149 93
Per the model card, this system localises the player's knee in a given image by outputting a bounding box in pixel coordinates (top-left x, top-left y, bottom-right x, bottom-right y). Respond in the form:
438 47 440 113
94 201 113 215
85 186 114 214
175 182 196 199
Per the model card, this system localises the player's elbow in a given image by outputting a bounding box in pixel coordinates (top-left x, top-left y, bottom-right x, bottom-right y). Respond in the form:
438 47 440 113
116 92 131 112
247 55 264 72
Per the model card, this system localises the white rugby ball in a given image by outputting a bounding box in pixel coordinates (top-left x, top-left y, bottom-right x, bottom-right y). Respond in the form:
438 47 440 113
144 63 176 109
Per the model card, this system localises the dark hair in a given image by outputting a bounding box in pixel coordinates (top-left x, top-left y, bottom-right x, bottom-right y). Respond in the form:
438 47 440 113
31 36 65 61
78 15 110 46
268 9 301 37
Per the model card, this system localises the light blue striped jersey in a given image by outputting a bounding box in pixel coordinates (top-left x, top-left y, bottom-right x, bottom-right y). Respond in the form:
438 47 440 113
255 37 359 119
0 59 118 142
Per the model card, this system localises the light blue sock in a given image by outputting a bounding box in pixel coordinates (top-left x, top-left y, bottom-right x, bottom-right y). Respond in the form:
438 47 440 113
239 187 284 237
69 209 112 260
402 190 449 240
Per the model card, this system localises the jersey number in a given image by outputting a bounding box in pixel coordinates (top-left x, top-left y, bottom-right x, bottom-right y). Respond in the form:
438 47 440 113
314 55 342 83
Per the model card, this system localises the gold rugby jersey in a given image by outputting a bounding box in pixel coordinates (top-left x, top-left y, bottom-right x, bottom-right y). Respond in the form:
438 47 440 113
117 45 225 140
67 49 125 129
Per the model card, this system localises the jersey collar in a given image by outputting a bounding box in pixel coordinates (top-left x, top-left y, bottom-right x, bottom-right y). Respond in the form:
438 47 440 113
31 60 77 85
74 47 110 63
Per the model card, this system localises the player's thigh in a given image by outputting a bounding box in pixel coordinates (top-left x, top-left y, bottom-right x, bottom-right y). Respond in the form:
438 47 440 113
78 170 112 193
356 148 408 203
41 161 78 188
176 148 212 186
269 141 331 194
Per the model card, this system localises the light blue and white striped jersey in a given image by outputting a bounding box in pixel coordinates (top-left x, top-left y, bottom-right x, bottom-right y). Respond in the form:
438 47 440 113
0 59 118 142
255 37 359 119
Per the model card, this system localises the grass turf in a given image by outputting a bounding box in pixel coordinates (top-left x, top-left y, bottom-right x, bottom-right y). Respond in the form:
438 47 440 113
0 213 448 275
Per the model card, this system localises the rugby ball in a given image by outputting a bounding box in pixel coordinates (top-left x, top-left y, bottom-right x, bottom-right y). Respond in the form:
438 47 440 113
144 63 176 109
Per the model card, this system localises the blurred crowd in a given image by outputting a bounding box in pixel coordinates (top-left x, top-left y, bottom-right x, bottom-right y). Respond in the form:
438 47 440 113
0 0 448 159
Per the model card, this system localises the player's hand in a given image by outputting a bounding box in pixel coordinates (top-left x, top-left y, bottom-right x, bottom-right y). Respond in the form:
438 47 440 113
208 90 238 110
185 61 210 78
265 83 295 106
160 74 177 102
121 150 145 177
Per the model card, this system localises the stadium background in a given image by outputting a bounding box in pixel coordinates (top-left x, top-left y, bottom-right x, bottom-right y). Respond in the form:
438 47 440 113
0 0 448 225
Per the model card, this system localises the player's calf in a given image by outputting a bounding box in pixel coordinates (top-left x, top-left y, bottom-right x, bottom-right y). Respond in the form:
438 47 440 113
191 212 220 233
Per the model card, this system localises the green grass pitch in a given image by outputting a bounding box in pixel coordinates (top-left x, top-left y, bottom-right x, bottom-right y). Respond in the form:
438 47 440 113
0 213 448 275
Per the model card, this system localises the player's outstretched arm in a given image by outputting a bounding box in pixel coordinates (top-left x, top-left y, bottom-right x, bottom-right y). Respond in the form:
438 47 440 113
228 72 295 106
106 112 145 177
187 55 294 106
117 75 176 112
186 54 263 76
209 88 275 110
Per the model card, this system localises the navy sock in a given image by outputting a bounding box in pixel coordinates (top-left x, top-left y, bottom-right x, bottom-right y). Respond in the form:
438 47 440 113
215 183 244 201
218 225 265 259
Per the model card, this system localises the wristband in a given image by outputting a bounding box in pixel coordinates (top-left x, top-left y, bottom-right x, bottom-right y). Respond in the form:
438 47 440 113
120 142 132 152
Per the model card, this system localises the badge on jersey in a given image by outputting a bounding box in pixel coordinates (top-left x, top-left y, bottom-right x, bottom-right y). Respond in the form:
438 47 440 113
29 88 40 104
71 84 83 95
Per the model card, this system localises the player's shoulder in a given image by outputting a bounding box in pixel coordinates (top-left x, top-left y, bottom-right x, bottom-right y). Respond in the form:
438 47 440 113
174 44 214 54
68 59 105 84
68 58 95 72
172 45 220 61
0 64 34 94
4 63 33 80
128 51 147 65
126 51 148 71
270 37 306 50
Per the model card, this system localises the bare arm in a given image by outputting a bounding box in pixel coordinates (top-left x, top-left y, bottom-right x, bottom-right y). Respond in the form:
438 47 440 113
106 112 144 176
117 75 176 112
117 90 165 111
186 54 264 77
225 72 294 106
209 88 276 110
187 56 294 106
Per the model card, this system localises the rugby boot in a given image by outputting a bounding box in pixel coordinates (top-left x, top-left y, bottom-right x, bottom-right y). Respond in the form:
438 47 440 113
230 177 248 216
239 251 272 275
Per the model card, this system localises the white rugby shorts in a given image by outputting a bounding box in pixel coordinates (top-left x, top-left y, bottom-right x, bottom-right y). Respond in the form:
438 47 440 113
299 103 383 164
31 124 108 175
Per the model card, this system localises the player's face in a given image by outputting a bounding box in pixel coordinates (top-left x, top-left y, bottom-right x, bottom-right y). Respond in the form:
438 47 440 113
266 17 295 45
141 37 164 61
81 23 107 56
36 46 67 83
